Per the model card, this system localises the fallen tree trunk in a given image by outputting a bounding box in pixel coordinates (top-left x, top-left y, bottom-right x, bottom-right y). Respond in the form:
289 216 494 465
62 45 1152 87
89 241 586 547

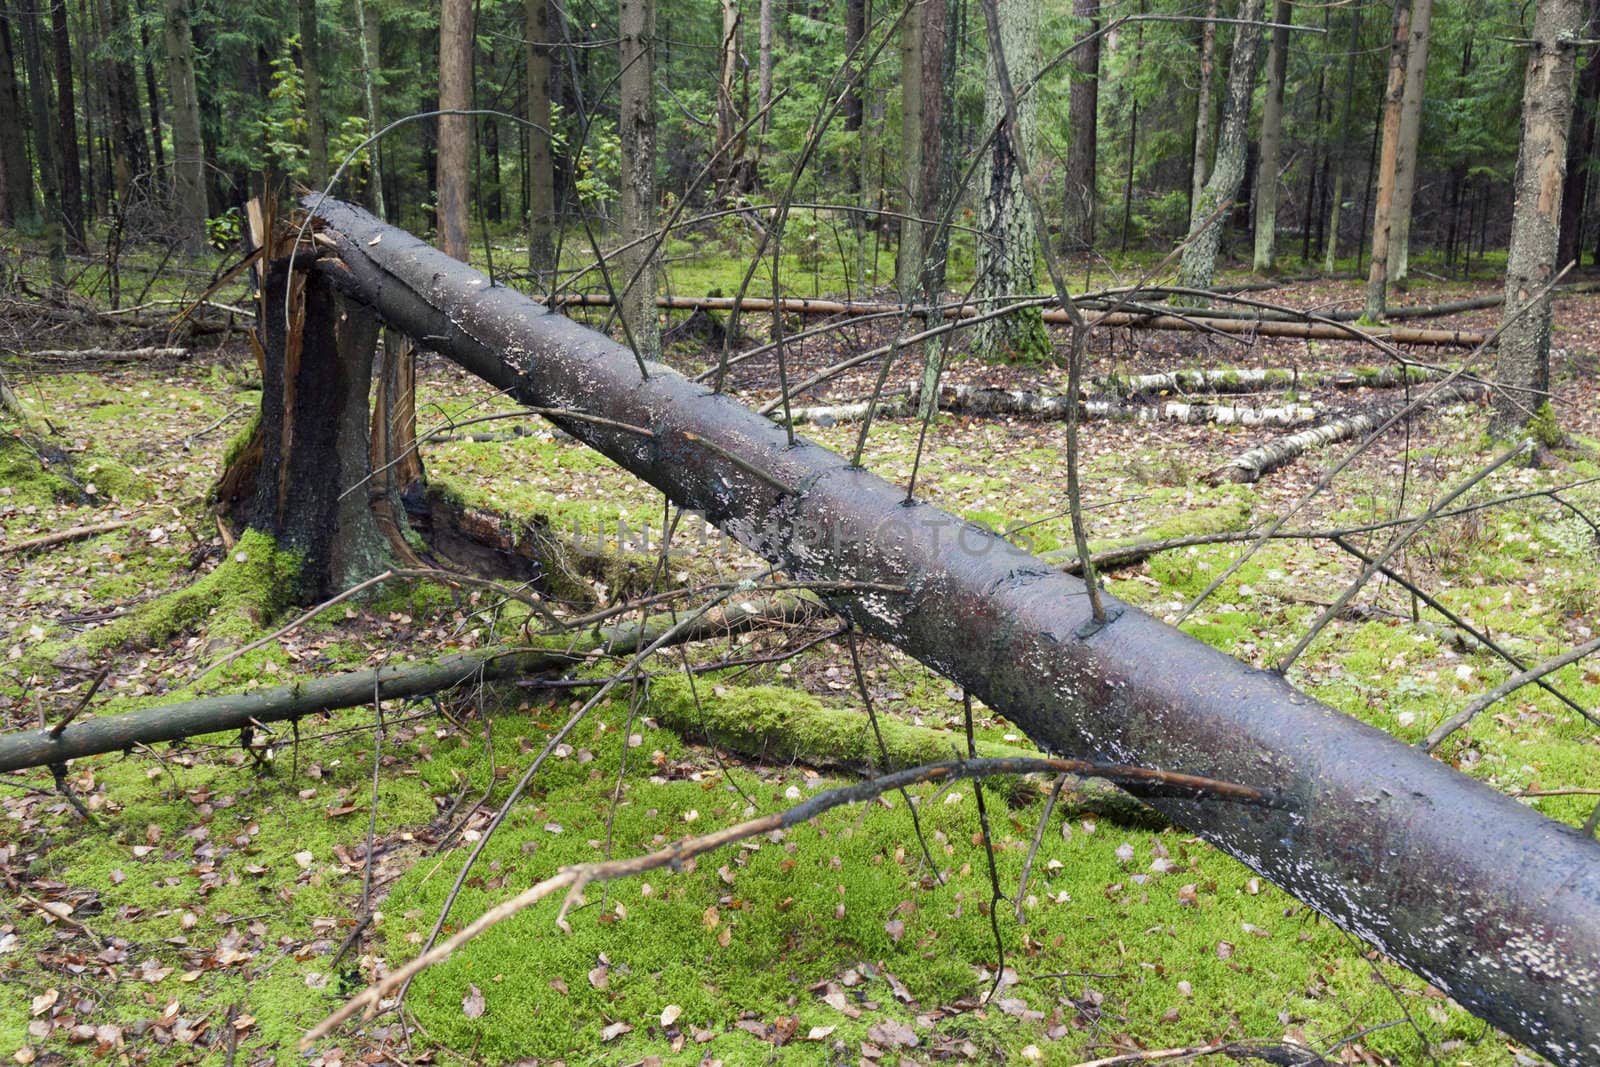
548 292 1487 346
1206 382 1488 484
298 199 1597 1062
782 384 1317 428
0 595 817 774
1096 363 1451 396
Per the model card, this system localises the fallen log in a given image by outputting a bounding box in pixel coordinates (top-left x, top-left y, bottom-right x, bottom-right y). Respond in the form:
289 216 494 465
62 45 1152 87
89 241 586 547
782 384 1317 428
547 293 1487 346
1083 310 1485 347
0 595 818 774
1206 382 1488 484
301 199 1598 1062
27 346 188 361
1096 363 1451 396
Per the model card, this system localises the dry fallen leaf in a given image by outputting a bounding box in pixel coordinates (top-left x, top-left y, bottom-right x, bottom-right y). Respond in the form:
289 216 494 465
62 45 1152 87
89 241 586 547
28 990 56 1018
462 983 485 1019
599 1021 632 1042
659 1004 682 1027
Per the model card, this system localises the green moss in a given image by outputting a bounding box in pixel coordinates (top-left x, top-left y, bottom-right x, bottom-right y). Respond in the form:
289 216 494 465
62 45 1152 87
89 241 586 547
0 434 76 509
76 453 154 502
1526 400 1564 448
79 529 300 654
219 411 261 472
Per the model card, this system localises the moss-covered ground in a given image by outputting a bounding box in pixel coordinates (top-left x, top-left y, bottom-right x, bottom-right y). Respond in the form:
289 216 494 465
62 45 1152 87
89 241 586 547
1 264 1596 1066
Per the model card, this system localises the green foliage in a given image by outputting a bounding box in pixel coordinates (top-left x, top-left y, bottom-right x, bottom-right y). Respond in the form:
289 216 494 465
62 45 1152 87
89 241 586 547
262 36 311 181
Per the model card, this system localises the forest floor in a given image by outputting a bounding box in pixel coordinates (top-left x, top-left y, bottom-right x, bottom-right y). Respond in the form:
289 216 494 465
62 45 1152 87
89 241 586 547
0 265 1597 1067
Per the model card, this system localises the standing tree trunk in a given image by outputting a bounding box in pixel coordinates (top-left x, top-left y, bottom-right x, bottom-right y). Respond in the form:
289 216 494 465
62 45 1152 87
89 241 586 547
973 0 1050 364
15 0 64 281
355 0 384 217
1323 3 1362 275
1190 0 1220 214
437 0 472 261
714 0 750 197
1251 0 1290 272
757 0 773 136
1388 0 1432 284
163 0 207 251
1063 0 1100 251
844 0 865 140
49 0 84 250
101 0 148 195
0 13 34 229
1363 0 1413 320
618 0 661 361
1557 0 1600 269
1494 0 1584 434
1177 0 1267 295
894 0 924 295
298 0 328 189
136 6 162 174
915 0 959 416
525 0 554 275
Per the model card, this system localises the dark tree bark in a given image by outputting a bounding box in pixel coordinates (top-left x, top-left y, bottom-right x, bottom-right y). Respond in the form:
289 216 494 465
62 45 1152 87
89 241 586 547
101 0 148 195
1063 0 1099 250
0 12 34 228
15 0 64 277
49 0 84 248
135 3 162 173
843 0 865 199
298 0 328 189
301 197 1600 1065
226 258 389 599
1323 2 1363 273
524 0 553 273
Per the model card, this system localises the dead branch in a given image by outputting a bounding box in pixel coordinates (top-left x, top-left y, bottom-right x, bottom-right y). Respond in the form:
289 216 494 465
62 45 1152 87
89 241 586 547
0 595 819 775
0 520 132 556
1424 632 1600 750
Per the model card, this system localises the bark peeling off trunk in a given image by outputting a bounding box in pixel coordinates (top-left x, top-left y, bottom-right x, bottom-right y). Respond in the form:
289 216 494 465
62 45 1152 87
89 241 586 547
305 198 1600 1063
